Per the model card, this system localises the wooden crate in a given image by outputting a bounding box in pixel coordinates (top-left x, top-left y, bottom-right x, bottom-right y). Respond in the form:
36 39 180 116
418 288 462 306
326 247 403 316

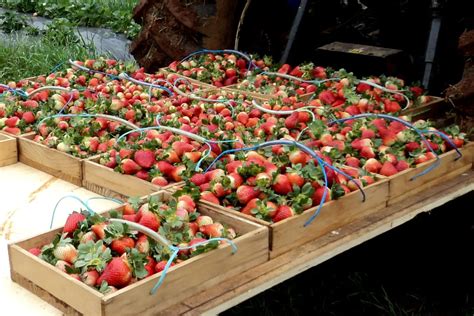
386 143 474 206
401 96 446 121
203 178 389 259
18 134 84 186
0 133 17 167
9 191 269 315
83 156 183 199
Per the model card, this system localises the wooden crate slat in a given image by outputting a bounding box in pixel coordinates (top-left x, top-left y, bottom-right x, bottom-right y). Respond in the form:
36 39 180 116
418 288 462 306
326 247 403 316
0 133 17 167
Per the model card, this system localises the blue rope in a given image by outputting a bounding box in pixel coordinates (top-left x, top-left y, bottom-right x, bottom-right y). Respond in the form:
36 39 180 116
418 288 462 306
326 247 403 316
49 61 65 75
49 195 95 229
150 237 237 294
57 92 75 115
328 114 440 180
85 196 124 210
69 60 120 81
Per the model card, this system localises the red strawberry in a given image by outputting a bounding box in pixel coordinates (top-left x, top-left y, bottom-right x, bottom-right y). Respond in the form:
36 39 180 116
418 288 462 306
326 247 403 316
28 248 42 256
379 162 398 176
360 146 376 159
144 256 156 277
119 148 134 159
363 158 382 173
188 237 209 254
395 160 410 172
92 222 106 239
121 158 141 175
226 161 243 174
272 174 293 195
312 186 331 205
361 129 376 139
63 212 86 236
190 173 207 186
177 195 196 212
227 172 244 189
151 176 168 186
155 260 175 272
351 138 373 150
135 234 150 254
171 165 186 182
385 101 401 113
287 172 305 188
183 151 201 163
172 141 194 157
138 209 160 231
5 116 19 128
199 223 225 238
201 191 220 204
22 111 36 124
236 185 261 205
111 237 135 255
345 156 360 168
289 150 308 165
405 142 420 152
273 205 295 223
134 150 155 169
379 128 397 146
135 170 150 181
96 256 132 288
319 91 336 105
156 161 175 176
206 169 225 182
122 214 137 222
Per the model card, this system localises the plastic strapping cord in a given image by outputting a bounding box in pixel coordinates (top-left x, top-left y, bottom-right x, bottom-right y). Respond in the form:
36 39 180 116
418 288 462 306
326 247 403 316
85 196 124 210
328 114 440 180
68 59 120 80
179 49 257 71
419 129 462 160
37 113 139 131
49 195 95 229
204 139 366 226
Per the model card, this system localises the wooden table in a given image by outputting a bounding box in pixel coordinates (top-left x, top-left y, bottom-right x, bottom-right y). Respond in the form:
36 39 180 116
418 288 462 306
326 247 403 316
1 163 472 315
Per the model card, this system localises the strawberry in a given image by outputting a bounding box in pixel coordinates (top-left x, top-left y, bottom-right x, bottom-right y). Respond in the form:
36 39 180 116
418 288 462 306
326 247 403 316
155 260 175 273
312 186 331 205
226 161 243 174
81 270 100 287
363 158 382 173
287 171 305 188
63 212 86 236
28 248 42 256
384 101 401 113
190 173 207 186
92 223 107 239
380 128 397 146
289 150 308 165
172 141 194 157
134 150 155 169
119 148 134 159
226 172 244 189
171 165 186 182
55 260 72 273
151 176 168 186
273 205 295 223
379 162 398 176
405 142 420 152
96 255 132 288
319 91 336 105
22 111 36 124
5 116 19 128
53 243 78 264
360 146 376 159
80 231 97 244
196 215 213 227
345 156 360 168
120 158 141 175
206 169 225 182
138 209 160 231
144 256 156 277
177 195 196 212
272 174 293 195
199 223 225 238
395 160 410 172
236 185 261 205
200 191 220 204
111 237 135 255
156 161 175 176
188 237 209 254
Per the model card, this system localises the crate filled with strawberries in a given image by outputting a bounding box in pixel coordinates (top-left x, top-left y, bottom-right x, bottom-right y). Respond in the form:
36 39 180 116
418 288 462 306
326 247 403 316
8 191 268 315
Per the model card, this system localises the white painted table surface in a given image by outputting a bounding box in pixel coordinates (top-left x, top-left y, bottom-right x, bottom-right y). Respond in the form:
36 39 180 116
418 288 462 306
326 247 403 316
0 163 119 315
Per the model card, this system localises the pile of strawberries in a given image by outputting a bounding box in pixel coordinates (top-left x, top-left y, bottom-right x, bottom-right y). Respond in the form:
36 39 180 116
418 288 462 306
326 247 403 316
29 193 236 292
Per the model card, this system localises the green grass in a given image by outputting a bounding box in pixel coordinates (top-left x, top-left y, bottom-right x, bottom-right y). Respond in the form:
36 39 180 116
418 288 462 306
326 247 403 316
0 0 140 38
0 33 102 82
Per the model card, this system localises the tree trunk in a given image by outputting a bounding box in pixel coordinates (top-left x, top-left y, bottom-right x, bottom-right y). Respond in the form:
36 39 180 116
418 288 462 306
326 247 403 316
130 0 242 73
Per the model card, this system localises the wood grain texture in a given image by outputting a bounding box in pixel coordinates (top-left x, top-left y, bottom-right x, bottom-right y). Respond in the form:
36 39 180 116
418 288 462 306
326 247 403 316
18 134 82 186
0 133 17 167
